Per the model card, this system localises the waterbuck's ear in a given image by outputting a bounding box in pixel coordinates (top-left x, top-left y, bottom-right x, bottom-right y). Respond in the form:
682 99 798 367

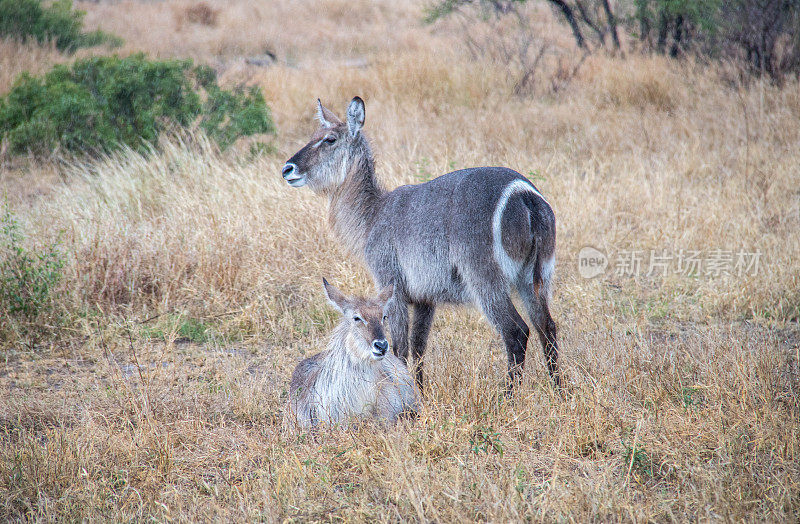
316 99 341 128
322 278 350 313
376 282 394 306
346 96 365 137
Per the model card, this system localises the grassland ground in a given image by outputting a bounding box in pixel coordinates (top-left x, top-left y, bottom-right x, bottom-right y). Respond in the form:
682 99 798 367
0 0 798 521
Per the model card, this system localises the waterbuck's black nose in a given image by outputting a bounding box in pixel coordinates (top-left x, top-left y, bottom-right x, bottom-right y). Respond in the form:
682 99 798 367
372 339 388 354
282 163 296 178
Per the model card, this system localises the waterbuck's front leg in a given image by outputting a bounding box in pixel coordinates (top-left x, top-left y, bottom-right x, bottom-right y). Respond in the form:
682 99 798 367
409 303 436 389
387 297 410 363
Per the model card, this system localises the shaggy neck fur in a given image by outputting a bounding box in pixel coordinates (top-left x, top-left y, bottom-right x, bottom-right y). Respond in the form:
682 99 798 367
316 322 382 420
324 322 375 367
327 138 383 257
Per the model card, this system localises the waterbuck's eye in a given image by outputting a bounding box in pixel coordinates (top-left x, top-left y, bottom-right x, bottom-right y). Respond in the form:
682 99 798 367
382 315 388 322
324 136 337 144
352 315 362 322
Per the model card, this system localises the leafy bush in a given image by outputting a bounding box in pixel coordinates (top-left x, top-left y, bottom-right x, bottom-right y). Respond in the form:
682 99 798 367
0 0 122 53
0 202 64 342
0 54 275 156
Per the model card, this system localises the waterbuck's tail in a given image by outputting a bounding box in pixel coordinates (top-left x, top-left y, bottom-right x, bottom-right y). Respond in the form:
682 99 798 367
534 244 555 304
492 177 556 298
523 192 556 305
522 189 560 389
531 237 544 297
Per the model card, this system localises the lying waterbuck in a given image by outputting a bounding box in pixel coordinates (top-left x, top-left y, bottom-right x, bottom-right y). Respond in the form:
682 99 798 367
281 97 559 390
287 279 419 428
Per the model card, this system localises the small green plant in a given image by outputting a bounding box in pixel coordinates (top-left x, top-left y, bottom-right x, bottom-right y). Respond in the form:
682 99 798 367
174 317 211 343
0 0 122 53
681 385 703 408
0 203 64 340
0 54 275 157
623 441 653 478
470 424 504 456
415 157 432 182
514 465 528 495
142 314 212 343
527 170 546 184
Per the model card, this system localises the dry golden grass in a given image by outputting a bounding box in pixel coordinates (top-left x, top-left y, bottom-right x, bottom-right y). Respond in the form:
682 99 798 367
1 0 798 521
0 38 64 94
179 2 220 28
76 0 425 64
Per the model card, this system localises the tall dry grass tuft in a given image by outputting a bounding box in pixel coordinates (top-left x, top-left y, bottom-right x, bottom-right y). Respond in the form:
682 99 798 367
1 0 799 520
0 38 65 94
33 134 364 343
584 55 683 111
178 2 219 28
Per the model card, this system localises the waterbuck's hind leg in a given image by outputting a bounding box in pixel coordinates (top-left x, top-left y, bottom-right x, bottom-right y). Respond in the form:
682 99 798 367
496 299 530 393
535 302 559 387
409 303 436 390
519 286 560 388
465 272 530 392
388 297 410 362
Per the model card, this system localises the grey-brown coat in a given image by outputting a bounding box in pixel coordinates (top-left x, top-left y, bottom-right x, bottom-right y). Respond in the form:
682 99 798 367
282 97 559 392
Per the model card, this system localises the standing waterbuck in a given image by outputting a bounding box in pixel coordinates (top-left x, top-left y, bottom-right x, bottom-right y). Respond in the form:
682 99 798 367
287 279 418 428
281 97 559 391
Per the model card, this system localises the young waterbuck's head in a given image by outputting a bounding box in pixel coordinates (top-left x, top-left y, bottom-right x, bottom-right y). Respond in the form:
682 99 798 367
281 97 367 193
322 278 394 361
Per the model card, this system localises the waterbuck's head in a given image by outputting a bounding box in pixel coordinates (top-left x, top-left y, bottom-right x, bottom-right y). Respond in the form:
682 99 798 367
282 97 367 193
322 278 394 361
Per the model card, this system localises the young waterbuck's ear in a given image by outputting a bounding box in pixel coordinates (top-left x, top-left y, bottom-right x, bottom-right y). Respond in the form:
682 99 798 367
316 99 341 128
322 278 350 313
376 282 394 306
346 96 365 137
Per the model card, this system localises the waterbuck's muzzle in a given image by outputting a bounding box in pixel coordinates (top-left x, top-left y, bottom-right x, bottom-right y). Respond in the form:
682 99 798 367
281 162 306 187
371 339 389 359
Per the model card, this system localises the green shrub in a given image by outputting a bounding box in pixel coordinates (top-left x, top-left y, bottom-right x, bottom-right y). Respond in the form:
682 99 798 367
194 64 276 150
0 202 64 341
0 54 275 156
0 0 122 53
